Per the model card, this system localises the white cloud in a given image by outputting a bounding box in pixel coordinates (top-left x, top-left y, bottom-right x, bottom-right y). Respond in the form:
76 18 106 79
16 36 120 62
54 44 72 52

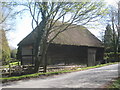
7 15 32 48
105 0 119 7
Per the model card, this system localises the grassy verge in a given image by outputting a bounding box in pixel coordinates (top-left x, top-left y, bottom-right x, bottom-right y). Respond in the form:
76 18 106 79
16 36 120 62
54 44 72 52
1 62 118 83
108 77 120 88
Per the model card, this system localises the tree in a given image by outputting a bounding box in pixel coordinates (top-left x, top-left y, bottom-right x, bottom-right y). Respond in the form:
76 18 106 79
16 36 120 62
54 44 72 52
110 1 120 61
117 1 120 60
11 48 17 59
14 1 108 72
0 2 14 65
0 2 14 31
0 30 11 65
104 1 120 62
104 24 113 52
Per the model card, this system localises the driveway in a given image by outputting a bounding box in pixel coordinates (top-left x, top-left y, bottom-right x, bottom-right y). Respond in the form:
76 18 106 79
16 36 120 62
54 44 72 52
2 63 119 88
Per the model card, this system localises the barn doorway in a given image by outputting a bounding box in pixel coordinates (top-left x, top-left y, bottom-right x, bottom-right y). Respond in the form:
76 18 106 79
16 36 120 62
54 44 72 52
88 48 96 66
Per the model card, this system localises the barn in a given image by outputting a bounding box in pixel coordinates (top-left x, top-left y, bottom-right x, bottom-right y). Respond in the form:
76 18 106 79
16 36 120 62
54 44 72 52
17 24 104 66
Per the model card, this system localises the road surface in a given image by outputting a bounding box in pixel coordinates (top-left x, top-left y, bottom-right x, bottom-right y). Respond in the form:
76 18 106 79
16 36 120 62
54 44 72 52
2 63 119 88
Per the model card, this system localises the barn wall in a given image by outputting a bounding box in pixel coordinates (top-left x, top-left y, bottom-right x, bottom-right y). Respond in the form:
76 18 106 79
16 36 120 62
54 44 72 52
96 48 104 64
87 47 96 66
87 47 104 66
47 44 88 65
20 45 34 65
18 43 104 66
16 46 22 60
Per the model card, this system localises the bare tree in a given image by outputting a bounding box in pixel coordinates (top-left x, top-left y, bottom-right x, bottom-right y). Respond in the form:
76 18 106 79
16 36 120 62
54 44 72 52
14 0 108 72
111 1 120 61
0 2 13 30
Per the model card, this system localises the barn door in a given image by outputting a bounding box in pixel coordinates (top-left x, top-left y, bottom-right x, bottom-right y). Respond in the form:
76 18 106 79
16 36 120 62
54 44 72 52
88 48 96 66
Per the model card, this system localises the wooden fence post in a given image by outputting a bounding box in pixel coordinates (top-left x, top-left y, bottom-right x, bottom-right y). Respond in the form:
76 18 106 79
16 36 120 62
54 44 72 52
9 61 11 76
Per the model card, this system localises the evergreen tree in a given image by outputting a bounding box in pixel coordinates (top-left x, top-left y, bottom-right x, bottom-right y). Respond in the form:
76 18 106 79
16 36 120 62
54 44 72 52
104 24 113 52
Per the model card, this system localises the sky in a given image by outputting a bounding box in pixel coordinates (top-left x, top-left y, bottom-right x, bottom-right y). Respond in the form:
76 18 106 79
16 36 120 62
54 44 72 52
7 0 119 48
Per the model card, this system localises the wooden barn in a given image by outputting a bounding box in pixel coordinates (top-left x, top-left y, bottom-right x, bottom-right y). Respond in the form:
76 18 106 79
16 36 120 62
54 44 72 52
17 24 104 66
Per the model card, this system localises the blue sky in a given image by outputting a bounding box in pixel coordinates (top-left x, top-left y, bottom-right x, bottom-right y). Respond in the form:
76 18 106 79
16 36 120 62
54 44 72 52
7 0 119 48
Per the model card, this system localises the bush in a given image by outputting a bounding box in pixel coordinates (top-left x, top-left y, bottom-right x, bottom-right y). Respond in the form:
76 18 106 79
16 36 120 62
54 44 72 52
104 52 120 62
109 78 120 88
11 49 17 58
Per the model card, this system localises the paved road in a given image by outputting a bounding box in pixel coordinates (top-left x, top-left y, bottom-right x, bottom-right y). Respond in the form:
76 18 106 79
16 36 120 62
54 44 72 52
2 64 119 88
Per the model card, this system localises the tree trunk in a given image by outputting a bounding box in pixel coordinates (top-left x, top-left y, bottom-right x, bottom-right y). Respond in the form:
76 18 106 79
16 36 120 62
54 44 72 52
42 39 48 73
33 21 46 73
42 50 47 73
33 2 48 73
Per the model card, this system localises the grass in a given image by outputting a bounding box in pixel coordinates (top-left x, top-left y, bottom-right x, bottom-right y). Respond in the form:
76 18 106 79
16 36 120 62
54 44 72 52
1 62 119 83
1 70 72 82
10 62 21 65
76 62 118 70
2 61 21 69
5 62 21 67
108 77 120 88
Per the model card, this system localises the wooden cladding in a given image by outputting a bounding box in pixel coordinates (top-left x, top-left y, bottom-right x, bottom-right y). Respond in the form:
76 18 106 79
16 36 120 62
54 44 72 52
88 48 96 66
22 46 33 55
22 56 33 65
21 46 34 65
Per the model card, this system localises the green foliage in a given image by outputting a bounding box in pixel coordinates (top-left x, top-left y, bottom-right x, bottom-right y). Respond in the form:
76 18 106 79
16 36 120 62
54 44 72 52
10 49 17 58
104 52 120 62
109 78 120 88
104 24 113 52
104 24 120 62
0 30 11 65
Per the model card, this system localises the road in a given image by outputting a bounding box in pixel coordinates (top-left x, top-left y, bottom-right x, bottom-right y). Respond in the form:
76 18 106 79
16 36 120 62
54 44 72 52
2 64 119 88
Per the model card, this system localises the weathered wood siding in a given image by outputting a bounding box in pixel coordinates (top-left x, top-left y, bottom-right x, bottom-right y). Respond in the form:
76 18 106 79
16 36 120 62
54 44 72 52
47 44 88 65
87 48 96 66
18 44 104 66
21 45 34 65
96 48 104 64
